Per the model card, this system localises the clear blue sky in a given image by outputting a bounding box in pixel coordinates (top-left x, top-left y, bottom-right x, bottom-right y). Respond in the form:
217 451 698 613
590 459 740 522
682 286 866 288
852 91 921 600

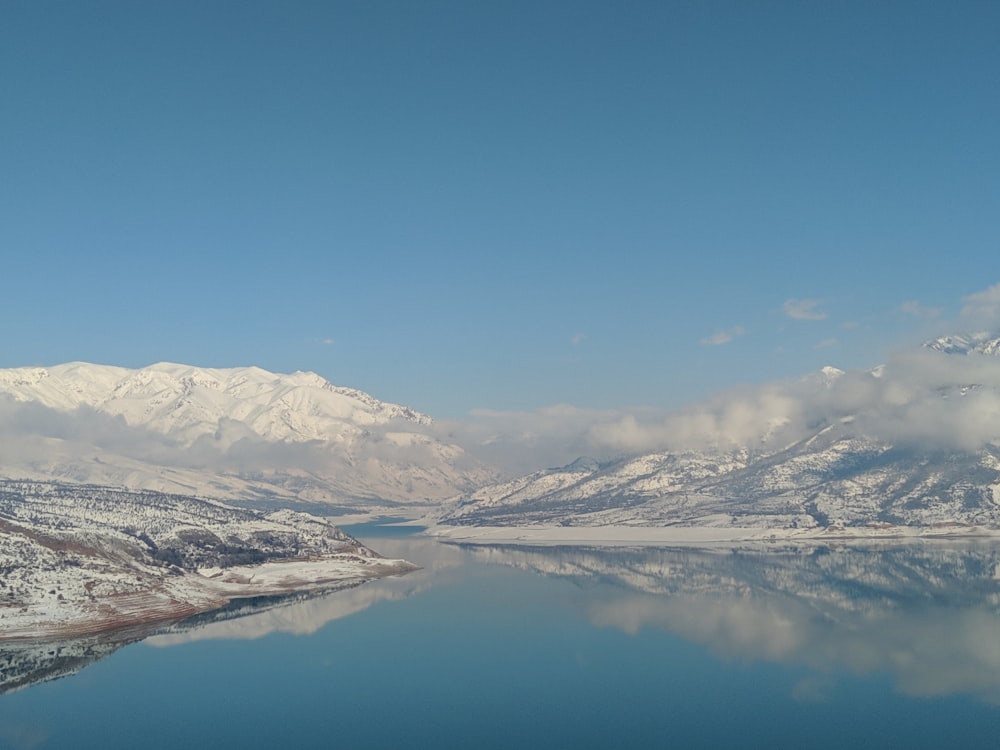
2 1 998 417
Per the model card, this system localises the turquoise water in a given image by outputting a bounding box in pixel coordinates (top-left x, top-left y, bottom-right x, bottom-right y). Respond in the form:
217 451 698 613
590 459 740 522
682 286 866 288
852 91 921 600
2 532 1000 749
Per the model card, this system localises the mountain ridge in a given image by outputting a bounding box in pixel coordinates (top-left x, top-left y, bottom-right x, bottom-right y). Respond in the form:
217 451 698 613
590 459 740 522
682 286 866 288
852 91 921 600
436 334 1000 534
0 361 491 508
0 361 431 443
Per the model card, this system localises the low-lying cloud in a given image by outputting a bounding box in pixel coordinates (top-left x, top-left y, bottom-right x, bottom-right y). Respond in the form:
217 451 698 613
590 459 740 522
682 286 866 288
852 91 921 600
961 282 1000 327
4 340 1000 485
6 276 1000 486
441 343 1000 472
622 350 1000 454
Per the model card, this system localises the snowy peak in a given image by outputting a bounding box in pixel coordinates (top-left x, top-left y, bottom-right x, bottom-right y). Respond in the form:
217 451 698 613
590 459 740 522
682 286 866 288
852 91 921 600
819 365 844 383
0 361 430 445
0 361 490 507
924 333 1000 356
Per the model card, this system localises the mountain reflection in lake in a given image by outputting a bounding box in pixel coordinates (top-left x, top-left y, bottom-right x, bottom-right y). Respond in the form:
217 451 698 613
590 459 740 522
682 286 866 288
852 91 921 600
459 541 1000 702
3 534 1000 748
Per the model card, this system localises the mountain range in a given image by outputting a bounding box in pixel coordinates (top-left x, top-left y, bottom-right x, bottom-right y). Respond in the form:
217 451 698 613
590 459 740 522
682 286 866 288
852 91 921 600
0 362 492 511
3 335 1000 536
435 334 1000 535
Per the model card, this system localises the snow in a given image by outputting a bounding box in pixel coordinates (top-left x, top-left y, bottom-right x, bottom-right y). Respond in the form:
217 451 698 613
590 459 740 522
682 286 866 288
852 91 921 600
923 332 1000 355
436 370 1000 532
0 480 418 641
0 361 494 507
0 361 431 442
425 522 1000 546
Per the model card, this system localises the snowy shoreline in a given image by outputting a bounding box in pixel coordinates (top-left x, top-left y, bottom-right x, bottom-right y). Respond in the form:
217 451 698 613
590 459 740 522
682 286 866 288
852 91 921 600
0 480 422 644
424 523 1000 547
0 556 418 644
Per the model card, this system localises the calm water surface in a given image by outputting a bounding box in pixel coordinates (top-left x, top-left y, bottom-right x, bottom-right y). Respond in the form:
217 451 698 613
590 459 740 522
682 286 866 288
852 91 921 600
2 527 1000 749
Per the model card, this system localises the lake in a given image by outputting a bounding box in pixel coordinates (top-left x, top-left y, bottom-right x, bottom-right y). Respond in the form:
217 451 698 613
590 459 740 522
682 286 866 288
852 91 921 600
2 527 1000 749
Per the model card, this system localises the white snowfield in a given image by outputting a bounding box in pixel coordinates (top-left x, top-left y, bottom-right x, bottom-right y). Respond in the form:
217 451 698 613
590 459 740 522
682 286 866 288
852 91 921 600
0 362 430 440
0 361 493 507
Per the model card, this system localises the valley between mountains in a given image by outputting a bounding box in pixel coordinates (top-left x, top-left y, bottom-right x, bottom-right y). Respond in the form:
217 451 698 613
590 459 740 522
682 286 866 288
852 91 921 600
4 334 1000 638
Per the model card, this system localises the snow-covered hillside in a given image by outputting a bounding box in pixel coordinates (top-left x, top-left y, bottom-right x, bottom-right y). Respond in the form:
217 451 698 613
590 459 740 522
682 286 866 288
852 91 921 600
0 362 494 509
0 479 417 644
436 335 1000 535
923 332 1000 356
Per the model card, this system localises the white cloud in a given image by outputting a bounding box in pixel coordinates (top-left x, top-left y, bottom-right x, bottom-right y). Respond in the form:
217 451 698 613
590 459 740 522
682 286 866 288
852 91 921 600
814 338 839 349
542 344 1000 457
571 333 586 346
900 300 941 318
443 404 624 475
586 383 805 454
2 351 1000 493
782 298 827 320
425 324 1000 469
960 282 1000 326
699 325 745 346
3 286 1000 487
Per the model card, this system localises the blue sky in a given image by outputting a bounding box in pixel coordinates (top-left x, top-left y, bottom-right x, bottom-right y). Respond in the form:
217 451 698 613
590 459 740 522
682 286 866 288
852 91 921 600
2 1 998 417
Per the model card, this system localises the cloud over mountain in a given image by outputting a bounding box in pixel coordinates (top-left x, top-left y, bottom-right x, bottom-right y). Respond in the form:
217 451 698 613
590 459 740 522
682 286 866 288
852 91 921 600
579 342 1000 456
961 282 1000 327
0 363 492 507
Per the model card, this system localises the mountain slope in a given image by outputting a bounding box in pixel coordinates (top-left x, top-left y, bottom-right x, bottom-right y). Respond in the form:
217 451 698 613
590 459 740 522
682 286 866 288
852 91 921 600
437 335 1000 534
0 362 493 509
0 362 429 443
0 479 417 643
923 332 1000 356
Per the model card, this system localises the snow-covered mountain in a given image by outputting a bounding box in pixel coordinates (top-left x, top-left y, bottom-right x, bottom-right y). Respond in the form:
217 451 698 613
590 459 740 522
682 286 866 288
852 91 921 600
923 331 1000 356
0 362 494 509
437 335 1000 535
0 362 429 443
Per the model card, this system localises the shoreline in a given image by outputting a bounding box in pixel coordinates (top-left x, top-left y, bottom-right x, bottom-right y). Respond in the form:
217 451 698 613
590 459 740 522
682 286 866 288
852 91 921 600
0 557 417 644
423 523 1000 547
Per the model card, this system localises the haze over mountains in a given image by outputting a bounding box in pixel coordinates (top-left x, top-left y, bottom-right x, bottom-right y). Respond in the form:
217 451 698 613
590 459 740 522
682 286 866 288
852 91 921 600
436 334 1000 535
0 362 492 511
3 334 1000 535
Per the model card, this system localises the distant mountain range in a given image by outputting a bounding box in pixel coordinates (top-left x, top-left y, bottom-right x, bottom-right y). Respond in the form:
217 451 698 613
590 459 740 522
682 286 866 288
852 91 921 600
0 362 493 510
3 335 1000 536
923 331 1000 356
437 334 1000 535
